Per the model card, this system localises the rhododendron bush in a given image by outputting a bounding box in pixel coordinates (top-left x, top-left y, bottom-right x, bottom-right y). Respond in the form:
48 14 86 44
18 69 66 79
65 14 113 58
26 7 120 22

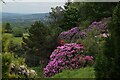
58 17 111 42
44 43 94 77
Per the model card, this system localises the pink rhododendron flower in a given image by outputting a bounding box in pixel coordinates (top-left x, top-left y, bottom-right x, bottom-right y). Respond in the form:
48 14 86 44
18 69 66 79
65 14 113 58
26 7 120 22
44 43 94 77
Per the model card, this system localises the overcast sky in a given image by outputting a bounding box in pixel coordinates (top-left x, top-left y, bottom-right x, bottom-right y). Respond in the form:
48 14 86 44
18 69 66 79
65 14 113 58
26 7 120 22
1 0 66 14
1 0 119 14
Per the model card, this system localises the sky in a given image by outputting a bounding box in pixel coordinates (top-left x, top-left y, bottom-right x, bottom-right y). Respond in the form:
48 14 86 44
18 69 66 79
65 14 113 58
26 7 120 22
1 0 67 14
1 0 119 14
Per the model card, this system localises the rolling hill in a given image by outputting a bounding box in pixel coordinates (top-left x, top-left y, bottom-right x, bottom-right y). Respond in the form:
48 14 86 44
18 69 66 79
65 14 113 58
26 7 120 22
1 12 49 28
1 12 49 23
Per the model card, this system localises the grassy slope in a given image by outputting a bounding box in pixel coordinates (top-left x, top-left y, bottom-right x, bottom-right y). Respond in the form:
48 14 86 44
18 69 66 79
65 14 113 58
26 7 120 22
52 67 95 78
31 66 95 78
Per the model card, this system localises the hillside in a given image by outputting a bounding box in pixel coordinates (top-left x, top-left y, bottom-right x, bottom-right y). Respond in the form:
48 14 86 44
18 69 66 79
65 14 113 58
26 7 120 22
1 12 49 28
2 2 119 79
1 12 49 23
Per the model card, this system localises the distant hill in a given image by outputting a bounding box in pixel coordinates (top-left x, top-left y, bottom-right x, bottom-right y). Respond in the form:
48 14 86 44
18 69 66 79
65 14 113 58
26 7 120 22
1 12 49 23
2 12 24 18
1 12 49 28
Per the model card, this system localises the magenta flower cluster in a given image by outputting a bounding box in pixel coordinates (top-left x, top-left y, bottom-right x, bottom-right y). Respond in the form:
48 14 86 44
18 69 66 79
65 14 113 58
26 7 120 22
44 43 94 77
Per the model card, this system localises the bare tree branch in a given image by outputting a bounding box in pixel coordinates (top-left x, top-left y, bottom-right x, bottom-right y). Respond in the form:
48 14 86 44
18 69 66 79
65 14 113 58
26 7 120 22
1 0 5 4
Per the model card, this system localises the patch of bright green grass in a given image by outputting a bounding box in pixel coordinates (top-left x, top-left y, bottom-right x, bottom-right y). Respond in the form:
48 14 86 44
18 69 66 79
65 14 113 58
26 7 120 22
52 67 95 78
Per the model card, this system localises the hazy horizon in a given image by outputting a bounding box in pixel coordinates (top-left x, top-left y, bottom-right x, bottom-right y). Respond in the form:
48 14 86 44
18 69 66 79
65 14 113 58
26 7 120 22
1 12 49 14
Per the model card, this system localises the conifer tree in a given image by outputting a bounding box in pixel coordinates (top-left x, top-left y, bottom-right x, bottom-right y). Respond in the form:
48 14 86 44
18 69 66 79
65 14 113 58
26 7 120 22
22 21 48 66
95 2 120 78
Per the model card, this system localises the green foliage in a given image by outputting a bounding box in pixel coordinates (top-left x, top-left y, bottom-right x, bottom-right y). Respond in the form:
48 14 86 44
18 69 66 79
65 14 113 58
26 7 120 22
81 2 117 21
2 52 37 78
2 53 14 77
61 3 80 30
2 52 24 78
7 40 23 56
2 2 119 78
95 2 120 78
3 22 12 33
52 67 95 78
12 27 24 37
79 19 91 30
31 65 44 78
48 6 63 28
22 21 61 67
46 25 61 50
76 29 105 57
22 21 49 66
49 2 117 31
2 33 23 55
94 48 113 78
2 33 14 52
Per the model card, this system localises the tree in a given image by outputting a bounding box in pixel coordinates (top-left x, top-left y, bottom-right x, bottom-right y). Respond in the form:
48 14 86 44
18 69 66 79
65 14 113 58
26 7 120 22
49 2 117 31
22 21 48 66
95 2 120 78
1 0 5 3
108 2 120 78
61 2 80 30
48 6 63 33
3 22 12 33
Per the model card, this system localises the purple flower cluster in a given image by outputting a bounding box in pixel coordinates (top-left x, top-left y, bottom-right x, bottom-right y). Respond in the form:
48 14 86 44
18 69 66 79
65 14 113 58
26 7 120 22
85 56 94 62
88 21 107 33
58 18 110 42
58 27 80 40
44 43 94 77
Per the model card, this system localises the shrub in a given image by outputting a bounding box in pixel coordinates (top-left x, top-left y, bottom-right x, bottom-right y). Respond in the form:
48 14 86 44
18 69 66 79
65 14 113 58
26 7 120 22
2 53 37 78
58 17 111 43
58 18 110 57
2 33 23 55
7 40 22 54
2 33 14 52
44 43 94 77
58 27 81 43
76 28 106 57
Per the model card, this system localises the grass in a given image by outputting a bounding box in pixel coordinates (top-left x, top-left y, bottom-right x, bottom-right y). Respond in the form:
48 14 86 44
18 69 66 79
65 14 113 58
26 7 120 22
31 65 44 78
52 67 95 78
31 66 95 78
